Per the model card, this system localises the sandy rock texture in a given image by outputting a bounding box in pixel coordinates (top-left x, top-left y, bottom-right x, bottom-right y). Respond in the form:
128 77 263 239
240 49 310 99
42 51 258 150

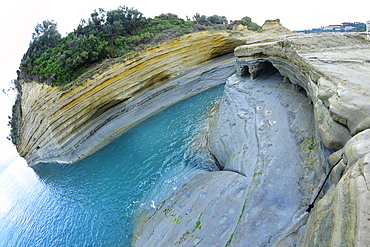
298 129 370 246
235 32 370 149
15 30 248 165
134 24 370 246
133 72 324 246
233 31 370 246
14 19 370 245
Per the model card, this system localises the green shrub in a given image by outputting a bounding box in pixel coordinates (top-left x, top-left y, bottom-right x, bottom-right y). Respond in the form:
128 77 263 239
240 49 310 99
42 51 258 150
18 6 260 87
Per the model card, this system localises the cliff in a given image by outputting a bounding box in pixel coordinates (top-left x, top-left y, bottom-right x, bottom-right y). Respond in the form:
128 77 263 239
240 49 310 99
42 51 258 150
133 26 370 245
225 32 370 246
14 30 249 165
14 21 370 245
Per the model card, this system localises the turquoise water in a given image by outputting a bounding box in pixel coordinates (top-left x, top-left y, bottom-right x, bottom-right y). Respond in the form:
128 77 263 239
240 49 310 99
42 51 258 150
0 85 224 246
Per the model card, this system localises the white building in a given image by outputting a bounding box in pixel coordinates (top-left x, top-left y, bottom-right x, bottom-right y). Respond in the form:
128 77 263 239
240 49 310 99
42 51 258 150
367 20 370 32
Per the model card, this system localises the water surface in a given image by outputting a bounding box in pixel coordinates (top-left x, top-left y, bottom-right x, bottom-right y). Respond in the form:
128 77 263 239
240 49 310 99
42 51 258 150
0 85 224 246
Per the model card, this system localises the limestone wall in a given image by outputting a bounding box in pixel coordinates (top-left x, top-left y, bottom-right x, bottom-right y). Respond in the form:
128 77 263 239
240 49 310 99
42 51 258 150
298 130 370 246
15 24 370 245
235 33 370 149
234 32 370 246
133 29 370 246
16 30 248 165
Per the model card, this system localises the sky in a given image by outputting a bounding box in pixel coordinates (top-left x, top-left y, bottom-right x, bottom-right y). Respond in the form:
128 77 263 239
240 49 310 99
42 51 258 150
0 0 369 165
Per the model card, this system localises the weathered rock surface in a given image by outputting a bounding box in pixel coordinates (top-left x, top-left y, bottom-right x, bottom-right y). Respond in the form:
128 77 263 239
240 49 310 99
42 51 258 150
235 32 370 148
15 21 370 246
297 129 370 245
133 28 370 246
133 72 325 246
15 30 248 165
261 19 285 31
231 32 370 246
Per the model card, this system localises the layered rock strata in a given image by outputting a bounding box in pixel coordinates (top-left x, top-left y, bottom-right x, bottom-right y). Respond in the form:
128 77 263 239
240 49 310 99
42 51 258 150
235 33 370 149
298 129 370 246
133 73 324 246
133 30 370 245
15 22 370 245
234 32 370 246
15 30 248 165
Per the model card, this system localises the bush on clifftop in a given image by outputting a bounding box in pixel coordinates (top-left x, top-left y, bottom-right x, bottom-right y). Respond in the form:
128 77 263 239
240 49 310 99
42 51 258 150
19 6 261 87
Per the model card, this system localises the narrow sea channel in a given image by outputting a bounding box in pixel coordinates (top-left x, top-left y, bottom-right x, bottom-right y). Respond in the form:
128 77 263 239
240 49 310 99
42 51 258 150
0 84 224 246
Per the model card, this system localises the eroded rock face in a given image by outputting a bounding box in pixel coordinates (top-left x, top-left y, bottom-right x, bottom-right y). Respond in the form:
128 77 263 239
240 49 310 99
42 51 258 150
134 29 370 246
133 73 326 246
15 23 370 245
15 31 248 165
133 171 249 246
261 19 285 31
298 130 370 246
222 32 370 246
235 33 370 149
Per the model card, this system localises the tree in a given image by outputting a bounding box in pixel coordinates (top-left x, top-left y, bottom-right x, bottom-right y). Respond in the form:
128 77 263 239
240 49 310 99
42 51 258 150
192 13 210 25
32 20 61 47
105 6 146 35
207 15 228 25
241 16 252 23
20 20 61 75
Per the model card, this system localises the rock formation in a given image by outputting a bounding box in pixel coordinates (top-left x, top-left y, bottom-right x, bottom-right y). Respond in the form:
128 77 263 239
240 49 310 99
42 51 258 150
231 31 370 246
261 19 284 30
133 27 370 245
14 30 248 165
13 21 370 245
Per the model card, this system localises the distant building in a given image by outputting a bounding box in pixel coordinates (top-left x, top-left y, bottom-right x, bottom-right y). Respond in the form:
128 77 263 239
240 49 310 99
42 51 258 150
344 26 356 31
303 22 366 33
322 25 342 31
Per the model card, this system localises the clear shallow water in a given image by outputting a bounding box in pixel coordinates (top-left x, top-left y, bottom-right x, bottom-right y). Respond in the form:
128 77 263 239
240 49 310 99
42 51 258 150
0 85 224 247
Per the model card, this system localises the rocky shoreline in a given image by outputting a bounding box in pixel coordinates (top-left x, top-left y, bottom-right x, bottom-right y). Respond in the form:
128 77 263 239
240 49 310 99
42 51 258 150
13 21 370 245
13 30 248 165
133 26 370 245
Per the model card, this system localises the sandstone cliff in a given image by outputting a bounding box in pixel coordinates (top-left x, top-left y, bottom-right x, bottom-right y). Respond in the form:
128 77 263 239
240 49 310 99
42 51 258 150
230 31 370 246
133 26 370 246
14 21 370 246
14 30 248 165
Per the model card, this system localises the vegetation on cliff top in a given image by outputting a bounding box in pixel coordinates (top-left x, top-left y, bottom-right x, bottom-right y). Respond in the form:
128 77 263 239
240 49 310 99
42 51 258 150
18 6 260 87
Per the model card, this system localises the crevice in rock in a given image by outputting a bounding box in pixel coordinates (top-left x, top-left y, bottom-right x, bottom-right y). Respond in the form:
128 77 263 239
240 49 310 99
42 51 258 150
239 66 251 78
208 150 224 171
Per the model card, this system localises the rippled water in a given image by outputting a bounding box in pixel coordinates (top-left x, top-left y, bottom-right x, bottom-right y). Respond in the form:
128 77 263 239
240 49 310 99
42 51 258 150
0 85 224 246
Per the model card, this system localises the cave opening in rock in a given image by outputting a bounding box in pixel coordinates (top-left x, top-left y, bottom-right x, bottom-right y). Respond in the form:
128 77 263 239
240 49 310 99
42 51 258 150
254 61 280 79
239 60 281 80
240 65 251 77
